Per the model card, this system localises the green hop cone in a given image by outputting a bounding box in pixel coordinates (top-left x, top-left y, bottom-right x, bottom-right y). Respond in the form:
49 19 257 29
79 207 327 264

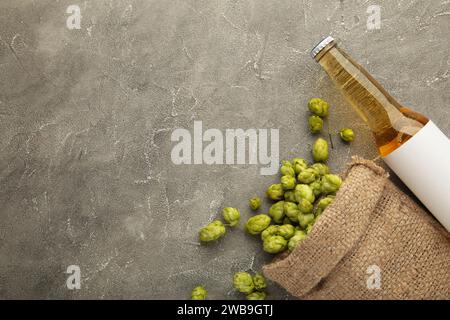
281 160 293 168
298 198 313 214
288 230 307 251
283 201 300 223
280 164 296 177
297 168 318 184
340 128 355 142
263 235 287 254
309 180 322 198
284 190 297 203
233 272 254 294
266 184 284 201
311 163 330 176
308 115 324 134
199 220 226 242
278 224 295 239
246 214 271 235
191 286 207 300
268 201 285 224
292 158 308 174
298 213 315 229
249 197 261 211
312 138 329 162
280 175 296 190
246 291 267 300
321 174 342 194
253 273 267 291
261 225 279 241
315 195 335 216
308 98 330 117
222 207 240 227
294 184 315 203
305 223 314 235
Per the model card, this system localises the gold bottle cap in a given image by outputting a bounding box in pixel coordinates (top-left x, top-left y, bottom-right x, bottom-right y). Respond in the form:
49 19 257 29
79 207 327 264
310 36 335 59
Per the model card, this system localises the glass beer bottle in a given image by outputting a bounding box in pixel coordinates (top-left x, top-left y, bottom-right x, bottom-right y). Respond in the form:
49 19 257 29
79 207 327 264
311 36 450 231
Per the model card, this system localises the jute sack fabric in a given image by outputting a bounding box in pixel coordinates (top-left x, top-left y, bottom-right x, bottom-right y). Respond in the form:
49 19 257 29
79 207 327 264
263 157 450 299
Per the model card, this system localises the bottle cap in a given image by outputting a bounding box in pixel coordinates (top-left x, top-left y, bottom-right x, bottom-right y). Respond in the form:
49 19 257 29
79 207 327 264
310 36 335 59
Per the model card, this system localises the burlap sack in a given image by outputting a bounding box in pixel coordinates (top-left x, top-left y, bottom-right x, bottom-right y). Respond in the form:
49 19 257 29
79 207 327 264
263 157 450 299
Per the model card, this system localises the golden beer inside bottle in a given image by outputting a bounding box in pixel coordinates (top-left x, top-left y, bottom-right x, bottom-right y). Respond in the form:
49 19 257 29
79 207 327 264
315 43 428 157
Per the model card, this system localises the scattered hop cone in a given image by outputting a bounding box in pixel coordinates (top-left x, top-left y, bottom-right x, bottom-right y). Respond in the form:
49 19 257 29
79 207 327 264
294 184 315 203
199 220 226 242
292 158 308 174
311 163 330 176
245 214 271 235
191 286 207 300
297 168 318 184
284 190 297 203
340 128 355 142
249 197 261 211
281 160 293 168
321 174 342 194
298 213 315 229
222 207 240 227
252 273 267 291
266 184 284 201
284 201 300 223
246 291 267 300
308 115 324 133
263 235 287 254
261 225 279 241
297 198 313 214
309 180 322 198
288 230 307 251
233 272 255 294
312 138 329 162
315 195 335 216
278 224 295 239
305 223 314 235
268 201 285 224
308 98 330 117
280 164 296 177
280 175 296 190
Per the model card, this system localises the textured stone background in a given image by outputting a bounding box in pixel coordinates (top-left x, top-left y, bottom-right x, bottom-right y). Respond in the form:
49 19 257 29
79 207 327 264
0 0 448 299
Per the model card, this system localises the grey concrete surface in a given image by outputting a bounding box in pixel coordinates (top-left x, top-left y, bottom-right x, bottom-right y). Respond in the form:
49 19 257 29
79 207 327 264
0 0 449 299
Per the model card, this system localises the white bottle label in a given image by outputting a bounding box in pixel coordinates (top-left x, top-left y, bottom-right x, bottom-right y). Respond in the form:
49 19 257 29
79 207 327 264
383 121 450 231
